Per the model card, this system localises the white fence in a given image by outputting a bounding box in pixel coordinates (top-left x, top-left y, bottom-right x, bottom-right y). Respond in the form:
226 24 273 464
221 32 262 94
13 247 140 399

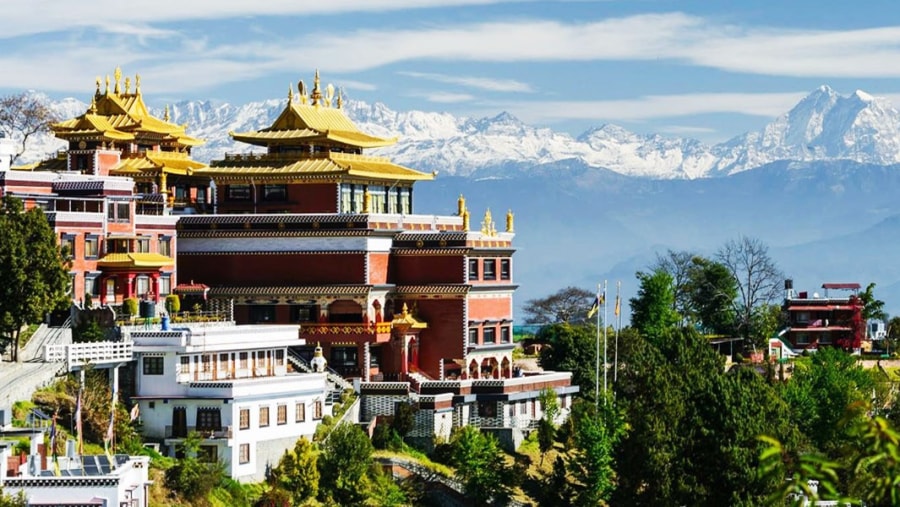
44 341 134 371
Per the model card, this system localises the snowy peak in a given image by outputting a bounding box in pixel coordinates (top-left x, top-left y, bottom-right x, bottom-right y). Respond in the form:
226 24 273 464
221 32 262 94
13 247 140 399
14 86 900 180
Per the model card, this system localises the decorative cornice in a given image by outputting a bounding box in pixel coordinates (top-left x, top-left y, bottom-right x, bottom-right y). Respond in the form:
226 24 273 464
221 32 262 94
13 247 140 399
178 250 367 256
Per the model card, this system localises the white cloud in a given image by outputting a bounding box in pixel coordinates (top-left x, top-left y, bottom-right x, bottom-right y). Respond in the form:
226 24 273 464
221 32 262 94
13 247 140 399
496 91 809 123
399 71 533 92
417 91 476 103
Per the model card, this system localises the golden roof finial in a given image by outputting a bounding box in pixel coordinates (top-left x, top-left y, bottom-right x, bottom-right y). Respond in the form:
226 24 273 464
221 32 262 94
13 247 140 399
337 88 344 109
311 69 322 106
457 194 466 216
288 83 294 103
401 302 409 317
135 74 141 95
95 76 101 97
164 104 170 122
113 67 122 95
89 95 97 114
462 208 470 230
325 83 334 107
105 75 110 95
124 76 131 94
481 208 493 236
506 209 514 233
363 189 371 213
298 80 308 105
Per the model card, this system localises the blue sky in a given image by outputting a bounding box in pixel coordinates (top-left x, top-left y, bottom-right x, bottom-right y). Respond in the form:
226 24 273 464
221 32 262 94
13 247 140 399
4 0 900 142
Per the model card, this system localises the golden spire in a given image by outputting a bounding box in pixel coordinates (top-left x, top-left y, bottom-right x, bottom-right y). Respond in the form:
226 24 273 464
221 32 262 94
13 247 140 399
113 67 122 95
89 95 97 114
457 194 466 216
298 80 308 105
463 208 470 230
135 74 141 95
311 69 322 106
506 209 514 233
164 104 170 122
363 189 371 213
325 83 334 107
105 75 110 95
288 83 294 103
481 209 494 236
95 76 101 97
124 76 131 94
337 88 344 109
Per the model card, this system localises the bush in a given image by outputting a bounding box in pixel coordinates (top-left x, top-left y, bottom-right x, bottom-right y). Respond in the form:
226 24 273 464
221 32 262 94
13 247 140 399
165 294 180 314
124 298 139 317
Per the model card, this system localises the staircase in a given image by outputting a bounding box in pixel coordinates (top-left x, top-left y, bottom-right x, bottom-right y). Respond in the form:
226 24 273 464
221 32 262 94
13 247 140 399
287 349 353 403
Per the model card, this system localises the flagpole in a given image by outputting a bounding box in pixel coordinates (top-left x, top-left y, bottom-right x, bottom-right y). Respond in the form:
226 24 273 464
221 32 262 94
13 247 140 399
595 283 601 408
603 280 608 399
614 281 621 385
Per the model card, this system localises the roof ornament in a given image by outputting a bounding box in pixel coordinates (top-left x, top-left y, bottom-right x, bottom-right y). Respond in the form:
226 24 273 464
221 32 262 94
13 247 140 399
298 80 308 105
124 76 131 94
113 67 122 95
311 69 323 106
105 75 110 95
336 87 344 109
288 83 294 103
463 208 470 231
95 76 101 98
89 95 97 114
481 208 494 236
135 74 141 95
325 83 334 107
164 105 170 122
506 209 514 233
457 194 466 216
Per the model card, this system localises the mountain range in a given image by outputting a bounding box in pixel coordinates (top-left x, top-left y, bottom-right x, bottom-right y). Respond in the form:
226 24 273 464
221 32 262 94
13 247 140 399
19 86 900 318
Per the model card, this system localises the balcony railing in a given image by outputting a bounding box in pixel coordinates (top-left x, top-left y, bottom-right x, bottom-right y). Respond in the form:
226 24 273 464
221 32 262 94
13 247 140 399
300 322 392 341
165 425 233 440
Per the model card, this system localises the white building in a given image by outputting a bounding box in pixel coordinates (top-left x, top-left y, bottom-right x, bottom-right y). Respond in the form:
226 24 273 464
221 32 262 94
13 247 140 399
128 322 331 482
0 435 151 507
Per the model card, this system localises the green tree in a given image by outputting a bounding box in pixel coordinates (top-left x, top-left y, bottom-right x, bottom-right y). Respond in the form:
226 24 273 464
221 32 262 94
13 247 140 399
0 195 70 361
686 257 738 335
715 236 784 345
447 425 515 505
537 388 560 466
537 323 599 403
269 437 319 506
391 400 416 439
0 488 27 507
652 249 698 322
859 282 887 322
317 422 374 505
0 92 58 164
164 432 227 502
165 294 181 315
567 397 626 506
629 269 680 339
523 286 596 325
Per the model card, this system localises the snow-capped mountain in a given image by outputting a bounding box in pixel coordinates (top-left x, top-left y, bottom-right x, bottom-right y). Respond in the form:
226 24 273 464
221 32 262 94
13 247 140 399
18 85 900 180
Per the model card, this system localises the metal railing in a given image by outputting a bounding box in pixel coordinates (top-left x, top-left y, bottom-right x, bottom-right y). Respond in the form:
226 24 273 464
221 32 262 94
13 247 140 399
44 341 133 371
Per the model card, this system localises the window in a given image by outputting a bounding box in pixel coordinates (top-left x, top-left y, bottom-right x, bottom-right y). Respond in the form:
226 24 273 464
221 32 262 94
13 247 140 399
399 187 411 215
796 333 809 345
136 276 150 298
313 401 323 420
158 275 171 296
250 305 275 323
340 184 352 213
352 184 364 213
239 443 250 464
197 445 217 463
263 184 287 201
478 401 497 418
108 202 130 222
500 326 511 344
239 409 250 430
484 327 496 344
239 352 248 369
277 405 287 425
292 304 317 323
468 259 479 281
227 185 251 200
368 185 386 213
180 356 190 374
500 259 511 280
105 278 116 299
276 349 284 366
387 187 399 214
68 273 76 298
60 234 76 259
136 236 151 253
143 356 164 375
468 328 478 344
330 347 358 368
259 406 270 427
295 403 306 423
158 235 172 256
84 274 100 298
84 235 99 259
483 259 496 280
196 408 222 432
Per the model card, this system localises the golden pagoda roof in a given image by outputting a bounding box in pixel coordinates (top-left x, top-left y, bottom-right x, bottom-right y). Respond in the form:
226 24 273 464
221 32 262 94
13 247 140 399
230 71 396 149
391 303 427 329
196 152 433 182
52 67 205 148
110 151 206 177
96 252 174 268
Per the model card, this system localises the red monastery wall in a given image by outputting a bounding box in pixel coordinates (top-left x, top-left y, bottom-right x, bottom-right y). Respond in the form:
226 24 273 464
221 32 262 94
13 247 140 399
178 252 366 285
389 255 464 285
467 296 513 321
414 298 466 378
368 253 389 284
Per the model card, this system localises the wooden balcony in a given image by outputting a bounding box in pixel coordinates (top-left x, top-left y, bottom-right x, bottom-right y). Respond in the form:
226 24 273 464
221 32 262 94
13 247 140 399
300 322 393 344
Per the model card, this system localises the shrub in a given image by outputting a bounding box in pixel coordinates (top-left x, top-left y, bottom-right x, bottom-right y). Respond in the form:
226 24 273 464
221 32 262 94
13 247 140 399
165 294 180 314
124 298 139 317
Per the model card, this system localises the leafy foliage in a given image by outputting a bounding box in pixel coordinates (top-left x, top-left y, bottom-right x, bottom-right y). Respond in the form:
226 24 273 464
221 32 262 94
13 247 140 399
566 398 626 505
317 423 375 505
0 488 27 507
265 437 319 506
629 269 680 339
0 195 70 361
164 432 228 502
445 425 516 505
0 92 58 163
537 323 600 404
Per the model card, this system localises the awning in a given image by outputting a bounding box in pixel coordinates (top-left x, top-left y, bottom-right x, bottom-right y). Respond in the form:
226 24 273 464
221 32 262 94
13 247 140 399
97 252 174 268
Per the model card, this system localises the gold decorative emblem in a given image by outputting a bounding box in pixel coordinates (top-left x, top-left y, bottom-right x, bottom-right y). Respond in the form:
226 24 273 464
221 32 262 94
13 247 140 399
210 223 218 230
312 221 320 229
439 239 447 247
243 222 251 230
78 141 87 150
416 240 424 248
346 222 354 228
278 222 285 230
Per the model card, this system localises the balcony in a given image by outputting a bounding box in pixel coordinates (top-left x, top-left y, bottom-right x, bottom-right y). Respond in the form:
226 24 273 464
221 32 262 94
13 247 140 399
300 322 393 344
165 425 233 440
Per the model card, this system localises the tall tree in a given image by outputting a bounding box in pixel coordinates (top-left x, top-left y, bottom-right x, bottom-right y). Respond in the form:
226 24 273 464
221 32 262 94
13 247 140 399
652 249 698 321
629 269 680 339
270 437 319 505
858 282 887 322
567 397 626 506
317 422 375 505
447 425 515 505
0 92 58 164
686 257 738 335
715 236 784 344
537 323 600 404
522 286 596 325
0 196 70 361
